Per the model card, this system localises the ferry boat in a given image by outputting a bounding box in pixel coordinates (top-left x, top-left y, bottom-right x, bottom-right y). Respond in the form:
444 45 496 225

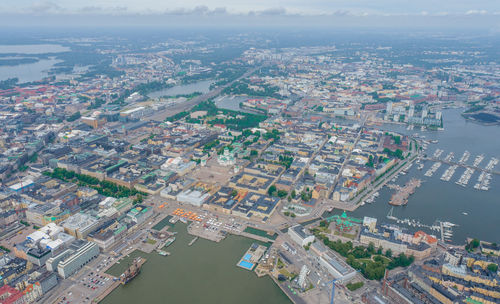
164 236 176 248
156 250 170 256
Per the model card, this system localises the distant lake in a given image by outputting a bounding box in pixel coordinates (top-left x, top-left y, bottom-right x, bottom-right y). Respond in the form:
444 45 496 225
0 44 70 54
215 95 259 113
0 57 62 83
148 80 212 98
0 44 70 83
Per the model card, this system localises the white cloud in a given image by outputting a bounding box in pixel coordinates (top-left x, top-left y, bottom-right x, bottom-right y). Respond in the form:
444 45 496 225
1 0 498 17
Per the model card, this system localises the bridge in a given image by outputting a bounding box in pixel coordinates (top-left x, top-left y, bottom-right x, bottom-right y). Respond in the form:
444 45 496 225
423 157 500 176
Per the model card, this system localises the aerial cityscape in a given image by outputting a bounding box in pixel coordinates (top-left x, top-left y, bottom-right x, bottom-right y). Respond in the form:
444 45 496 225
0 1 499 304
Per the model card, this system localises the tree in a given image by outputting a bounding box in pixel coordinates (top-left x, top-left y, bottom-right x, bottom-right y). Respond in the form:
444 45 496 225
133 194 143 205
487 263 498 273
346 282 364 291
67 111 81 122
291 189 297 199
231 189 238 197
268 185 277 196
367 242 375 254
385 249 392 258
466 238 480 251
277 190 288 198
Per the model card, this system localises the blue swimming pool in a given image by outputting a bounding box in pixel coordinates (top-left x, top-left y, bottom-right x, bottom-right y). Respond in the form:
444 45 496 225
238 260 254 270
243 253 252 261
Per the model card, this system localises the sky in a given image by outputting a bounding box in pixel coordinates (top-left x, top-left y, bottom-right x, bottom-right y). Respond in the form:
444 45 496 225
1 0 499 30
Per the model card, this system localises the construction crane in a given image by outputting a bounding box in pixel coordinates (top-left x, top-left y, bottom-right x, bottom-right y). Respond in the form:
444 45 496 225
326 270 361 304
326 278 340 304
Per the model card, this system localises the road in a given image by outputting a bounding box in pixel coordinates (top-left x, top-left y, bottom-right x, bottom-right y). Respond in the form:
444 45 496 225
326 114 368 198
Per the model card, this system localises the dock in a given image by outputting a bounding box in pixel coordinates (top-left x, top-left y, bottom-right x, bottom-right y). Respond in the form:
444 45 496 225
93 280 120 303
236 243 267 271
188 237 198 246
93 257 147 303
389 178 421 206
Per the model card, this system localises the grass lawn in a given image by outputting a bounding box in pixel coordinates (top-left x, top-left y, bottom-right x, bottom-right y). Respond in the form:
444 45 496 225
146 239 157 245
357 255 391 268
333 230 357 239
279 268 293 278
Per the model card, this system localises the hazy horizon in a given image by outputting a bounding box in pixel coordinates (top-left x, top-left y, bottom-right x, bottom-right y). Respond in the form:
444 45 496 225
0 0 499 30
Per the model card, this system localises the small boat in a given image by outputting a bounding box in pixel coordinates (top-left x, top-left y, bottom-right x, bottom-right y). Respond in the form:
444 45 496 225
462 212 468 216
156 250 170 256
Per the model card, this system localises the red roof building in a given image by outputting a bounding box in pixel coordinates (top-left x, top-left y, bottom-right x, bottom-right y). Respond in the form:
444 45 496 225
0 285 24 304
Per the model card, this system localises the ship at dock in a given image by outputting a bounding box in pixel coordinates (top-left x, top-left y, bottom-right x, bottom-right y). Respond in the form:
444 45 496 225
120 257 146 285
158 236 176 249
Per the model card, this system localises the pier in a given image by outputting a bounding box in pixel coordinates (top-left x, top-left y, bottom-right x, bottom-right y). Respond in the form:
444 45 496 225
423 157 500 175
188 236 198 246
388 178 422 206
93 280 120 303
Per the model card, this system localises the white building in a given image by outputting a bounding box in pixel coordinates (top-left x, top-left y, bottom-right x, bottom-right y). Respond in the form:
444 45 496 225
56 240 100 279
297 265 309 289
386 101 393 114
288 224 315 247
177 189 210 207
362 217 377 233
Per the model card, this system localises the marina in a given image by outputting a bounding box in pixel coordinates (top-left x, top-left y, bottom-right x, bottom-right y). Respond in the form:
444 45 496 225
474 171 492 191
443 151 454 162
433 149 444 158
364 191 379 204
424 162 441 177
485 157 499 171
439 221 457 243
440 165 457 182
458 150 470 164
473 154 485 167
422 149 498 191
386 208 444 234
456 168 474 187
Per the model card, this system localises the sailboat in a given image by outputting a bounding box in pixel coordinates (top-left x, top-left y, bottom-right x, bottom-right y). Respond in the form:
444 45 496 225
387 207 397 221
